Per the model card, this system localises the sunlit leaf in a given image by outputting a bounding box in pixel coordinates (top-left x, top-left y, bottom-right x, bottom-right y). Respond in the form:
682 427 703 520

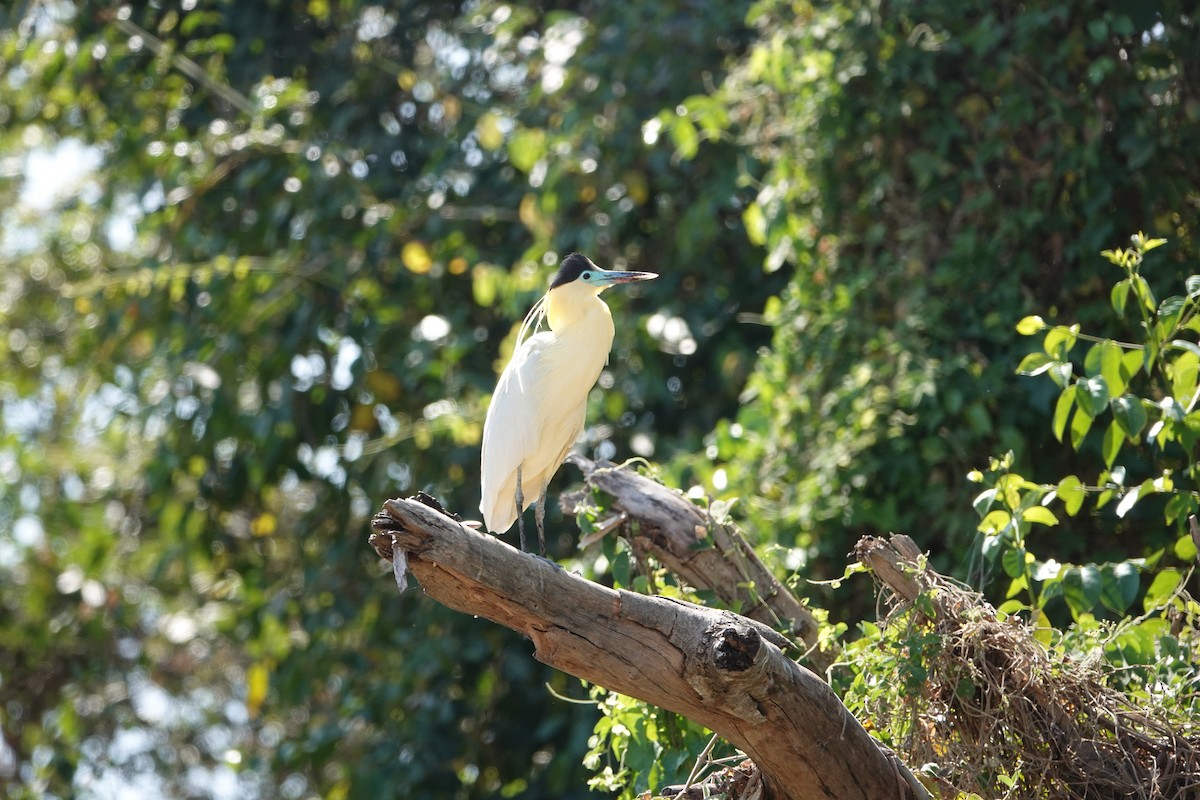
1022 506 1059 527
1111 394 1148 439
1075 375 1109 417
1070 404 1094 450
978 509 1011 535
743 202 767 246
1053 385 1076 442
1015 315 1045 335
1101 421 1122 468
1057 475 1085 516
507 127 546 172
1015 352 1053 375
1111 278 1131 316
401 241 433 274
1043 324 1078 360
1143 569 1184 611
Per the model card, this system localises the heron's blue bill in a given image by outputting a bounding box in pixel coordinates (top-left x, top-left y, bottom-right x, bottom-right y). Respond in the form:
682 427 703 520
585 269 657 287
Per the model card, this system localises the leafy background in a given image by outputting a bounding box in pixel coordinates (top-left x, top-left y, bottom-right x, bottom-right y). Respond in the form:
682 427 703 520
2 1 1197 798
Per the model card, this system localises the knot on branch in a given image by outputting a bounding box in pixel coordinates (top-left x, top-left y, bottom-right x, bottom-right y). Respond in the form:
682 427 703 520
684 616 769 724
711 623 760 672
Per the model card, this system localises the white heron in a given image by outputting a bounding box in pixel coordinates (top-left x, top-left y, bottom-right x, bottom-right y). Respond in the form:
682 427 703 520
480 253 656 554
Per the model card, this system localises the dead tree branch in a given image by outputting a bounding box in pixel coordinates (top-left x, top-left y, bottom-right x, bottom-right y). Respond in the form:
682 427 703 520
370 496 918 800
566 455 832 674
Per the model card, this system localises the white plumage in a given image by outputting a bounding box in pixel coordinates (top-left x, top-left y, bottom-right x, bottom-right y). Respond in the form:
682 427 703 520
480 254 655 550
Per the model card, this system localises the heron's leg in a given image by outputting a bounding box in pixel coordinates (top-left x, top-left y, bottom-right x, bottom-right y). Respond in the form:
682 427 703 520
515 464 527 552
535 484 547 557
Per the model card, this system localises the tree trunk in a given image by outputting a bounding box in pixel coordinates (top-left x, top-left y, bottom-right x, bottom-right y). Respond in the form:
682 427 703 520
370 496 919 800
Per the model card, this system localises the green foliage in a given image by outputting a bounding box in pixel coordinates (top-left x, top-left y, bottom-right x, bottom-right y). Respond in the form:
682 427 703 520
967 450 1152 621
6 0 1200 797
0 1 770 797
583 688 725 799
1015 235 1200 532
974 236 1199 620
668 0 1200 594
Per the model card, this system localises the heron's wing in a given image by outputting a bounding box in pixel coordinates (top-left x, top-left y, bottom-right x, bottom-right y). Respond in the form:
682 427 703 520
479 332 553 532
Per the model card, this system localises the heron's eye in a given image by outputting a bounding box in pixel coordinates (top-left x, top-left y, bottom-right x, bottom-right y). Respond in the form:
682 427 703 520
582 272 592 280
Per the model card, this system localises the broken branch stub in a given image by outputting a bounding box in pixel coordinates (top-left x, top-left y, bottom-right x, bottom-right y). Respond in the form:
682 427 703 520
566 455 832 674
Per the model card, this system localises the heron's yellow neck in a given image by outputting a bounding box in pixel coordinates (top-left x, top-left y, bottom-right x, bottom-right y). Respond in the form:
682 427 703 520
545 282 612 334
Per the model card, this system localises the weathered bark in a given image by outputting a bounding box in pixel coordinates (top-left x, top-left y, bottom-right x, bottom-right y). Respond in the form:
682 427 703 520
370 496 919 800
566 455 833 675
853 533 925 603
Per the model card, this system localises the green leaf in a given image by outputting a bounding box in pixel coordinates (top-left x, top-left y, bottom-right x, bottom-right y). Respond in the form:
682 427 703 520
1111 394 1148 439
996 599 1025 617
978 509 1011 536
1122 349 1144 382
1143 336 1159 374
1061 565 1101 618
507 127 546 172
1002 547 1027 579
1157 296 1187 334
1099 562 1140 614
981 534 1004 561
1160 396 1185 421
972 487 997 516
1043 324 1078 360
1083 341 1105 377
1016 315 1046 335
1168 350 1199 404
1070 405 1094 450
1165 338 1200 358
1111 279 1131 317
670 115 700 159
1049 361 1074 388
1101 420 1122 468
1164 493 1196 525
1099 340 1128 395
1057 475 1085 516
1143 569 1183 611
742 203 767 246
1075 375 1110 417
1015 352 1053 376
1132 274 1157 312
612 546 632 587
1022 506 1059 527
1173 531 1198 561
1052 385 1076 442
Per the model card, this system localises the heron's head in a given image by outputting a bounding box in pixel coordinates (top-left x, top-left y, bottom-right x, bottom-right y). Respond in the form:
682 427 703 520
550 253 657 293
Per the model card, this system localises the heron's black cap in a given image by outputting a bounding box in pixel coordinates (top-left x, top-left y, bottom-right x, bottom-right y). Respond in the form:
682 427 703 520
550 253 597 289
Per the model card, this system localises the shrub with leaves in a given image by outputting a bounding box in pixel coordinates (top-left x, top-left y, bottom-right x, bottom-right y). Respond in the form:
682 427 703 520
970 234 1198 626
